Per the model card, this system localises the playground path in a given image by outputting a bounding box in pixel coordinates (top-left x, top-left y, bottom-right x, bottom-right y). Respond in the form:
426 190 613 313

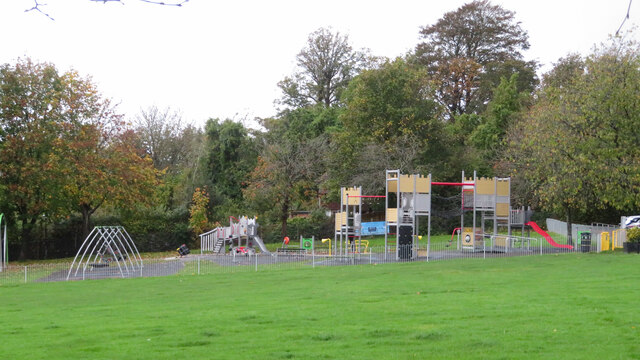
38 259 190 282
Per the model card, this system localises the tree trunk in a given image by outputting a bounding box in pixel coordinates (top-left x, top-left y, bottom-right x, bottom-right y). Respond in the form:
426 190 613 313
280 194 289 239
81 204 93 241
18 217 37 261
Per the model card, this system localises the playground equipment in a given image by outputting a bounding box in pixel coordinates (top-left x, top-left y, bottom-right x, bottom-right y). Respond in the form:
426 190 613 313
199 216 270 255
301 236 314 251
385 170 431 260
334 186 386 256
321 238 331 255
276 235 314 255
335 170 517 259
353 239 369 253
67 226 143 280
460 171 512 252
177 244 190 257
526 221 573 249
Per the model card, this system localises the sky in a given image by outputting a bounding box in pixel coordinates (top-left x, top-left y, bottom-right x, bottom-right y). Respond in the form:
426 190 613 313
0 0 637 128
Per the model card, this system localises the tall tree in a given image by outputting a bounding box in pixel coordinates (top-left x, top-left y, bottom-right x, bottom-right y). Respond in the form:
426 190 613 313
0 58 160 255
134 106 189 173
59 126 160 239
204 119 256 218
134 106 204 210
470 73 526 162
334 58 445 190
505 36 640 241
244 135 327 238
0 59 101 258
414 0 532 118
278 28 370 108
188 187 210 237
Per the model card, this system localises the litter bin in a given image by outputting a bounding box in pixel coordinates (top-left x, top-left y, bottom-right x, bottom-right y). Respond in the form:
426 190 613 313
580 232 591 252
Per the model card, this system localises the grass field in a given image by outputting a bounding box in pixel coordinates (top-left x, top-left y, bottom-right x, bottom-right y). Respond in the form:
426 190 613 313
1 253 638 359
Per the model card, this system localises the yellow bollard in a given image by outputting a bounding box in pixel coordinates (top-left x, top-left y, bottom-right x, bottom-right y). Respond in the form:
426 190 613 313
321 238 331 256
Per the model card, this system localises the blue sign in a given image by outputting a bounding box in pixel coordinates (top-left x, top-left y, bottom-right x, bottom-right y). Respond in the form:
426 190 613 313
361 221 387 236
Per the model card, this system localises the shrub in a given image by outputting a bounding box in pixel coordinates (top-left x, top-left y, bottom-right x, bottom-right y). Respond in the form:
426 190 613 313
627 228 640 244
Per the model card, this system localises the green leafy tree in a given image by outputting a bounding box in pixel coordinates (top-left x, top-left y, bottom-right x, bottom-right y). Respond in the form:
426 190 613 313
203 119 257 219
334 58 445 190
134 106 205 210
414 0 533 118
278 27 370 108
0 58 161 257
189 187 210 237
505 35 640 241
244 135 327 238
470 73 525 161
0 59 103 258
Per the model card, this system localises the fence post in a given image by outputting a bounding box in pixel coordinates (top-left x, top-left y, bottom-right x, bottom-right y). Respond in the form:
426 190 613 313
198 256 201 275
540 238 543 256
255 254 258 272
24 266 27 284
312 251 315 268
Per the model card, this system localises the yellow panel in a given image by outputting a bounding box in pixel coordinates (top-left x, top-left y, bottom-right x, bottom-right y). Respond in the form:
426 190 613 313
416 175 430 193
497 180 510 196
399 174 414 193
388 179 398 193
494 235 509 248
335 212 346 231
476 178 495 195
462 228 484 247
342 187 361 205
496 203 509 217
386 208 398 222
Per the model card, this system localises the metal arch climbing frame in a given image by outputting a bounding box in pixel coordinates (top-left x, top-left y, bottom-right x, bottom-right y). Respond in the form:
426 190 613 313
66 226 143 280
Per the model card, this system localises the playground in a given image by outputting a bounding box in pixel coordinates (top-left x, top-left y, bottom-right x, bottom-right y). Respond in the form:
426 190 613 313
190 169 609 266
0 169 636 359
0 253 638 359
0 168 619 284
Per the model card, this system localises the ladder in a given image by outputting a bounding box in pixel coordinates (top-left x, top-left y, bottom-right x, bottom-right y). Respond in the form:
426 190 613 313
213 237 226 254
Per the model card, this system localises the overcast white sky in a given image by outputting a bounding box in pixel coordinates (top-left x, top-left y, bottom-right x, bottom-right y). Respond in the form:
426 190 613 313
0 0 636 128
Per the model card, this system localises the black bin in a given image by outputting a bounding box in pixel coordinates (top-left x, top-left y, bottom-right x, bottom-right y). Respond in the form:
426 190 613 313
580 232 591 253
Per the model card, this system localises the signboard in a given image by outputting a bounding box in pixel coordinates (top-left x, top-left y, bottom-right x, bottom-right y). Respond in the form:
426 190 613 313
624 215 640 228
361 221 387 236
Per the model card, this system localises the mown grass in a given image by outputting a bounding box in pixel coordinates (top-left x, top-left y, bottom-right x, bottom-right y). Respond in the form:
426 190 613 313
0 253 638 359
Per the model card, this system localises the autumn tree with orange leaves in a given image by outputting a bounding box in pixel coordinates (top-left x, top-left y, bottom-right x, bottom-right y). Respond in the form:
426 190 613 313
0 58 159 258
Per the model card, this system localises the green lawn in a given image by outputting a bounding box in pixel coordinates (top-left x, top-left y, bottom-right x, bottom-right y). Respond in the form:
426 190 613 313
0 253 638 359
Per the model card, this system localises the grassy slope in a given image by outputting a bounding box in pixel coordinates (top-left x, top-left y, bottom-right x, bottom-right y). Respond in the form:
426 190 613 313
0 253 638 359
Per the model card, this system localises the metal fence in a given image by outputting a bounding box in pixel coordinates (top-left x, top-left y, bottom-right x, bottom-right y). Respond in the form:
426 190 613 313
546 218 619 240
0 231 621 286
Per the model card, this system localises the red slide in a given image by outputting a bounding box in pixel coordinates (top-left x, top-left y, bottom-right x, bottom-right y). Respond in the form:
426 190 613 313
526 221 573 249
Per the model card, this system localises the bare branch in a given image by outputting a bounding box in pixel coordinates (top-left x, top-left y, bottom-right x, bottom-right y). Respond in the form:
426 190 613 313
616 0 633 36
89 0 189 6
25 0 189 21
25 0 54 21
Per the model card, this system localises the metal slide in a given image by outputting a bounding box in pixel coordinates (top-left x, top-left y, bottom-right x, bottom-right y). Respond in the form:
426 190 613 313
251 235 271 254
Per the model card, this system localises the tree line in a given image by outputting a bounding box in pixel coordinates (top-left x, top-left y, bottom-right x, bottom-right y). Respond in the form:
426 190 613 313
2 0 640 259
